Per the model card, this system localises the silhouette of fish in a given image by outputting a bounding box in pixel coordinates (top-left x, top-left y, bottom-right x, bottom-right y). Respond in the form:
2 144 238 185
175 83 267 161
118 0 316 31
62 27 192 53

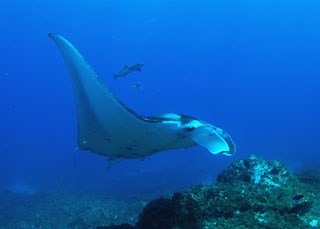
113 63 144 79
133 81 142 89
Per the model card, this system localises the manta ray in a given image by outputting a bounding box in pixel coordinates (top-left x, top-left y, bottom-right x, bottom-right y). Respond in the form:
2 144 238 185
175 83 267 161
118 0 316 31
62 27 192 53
49 34 236 162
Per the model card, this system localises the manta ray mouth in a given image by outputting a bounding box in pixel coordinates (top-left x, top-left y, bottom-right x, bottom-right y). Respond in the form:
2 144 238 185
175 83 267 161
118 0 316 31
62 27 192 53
49 33 236 159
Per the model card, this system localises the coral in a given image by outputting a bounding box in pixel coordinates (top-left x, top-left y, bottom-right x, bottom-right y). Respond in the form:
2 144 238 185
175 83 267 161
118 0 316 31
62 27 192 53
217 154 292 187
135 155 320 228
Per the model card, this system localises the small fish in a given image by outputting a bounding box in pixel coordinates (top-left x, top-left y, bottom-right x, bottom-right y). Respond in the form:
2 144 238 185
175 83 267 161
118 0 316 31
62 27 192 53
113 63 144 80
292 194 305 201
133 81 142 89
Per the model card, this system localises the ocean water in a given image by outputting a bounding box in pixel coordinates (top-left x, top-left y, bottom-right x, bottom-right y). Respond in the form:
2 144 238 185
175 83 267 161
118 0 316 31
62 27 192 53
0 0 319 203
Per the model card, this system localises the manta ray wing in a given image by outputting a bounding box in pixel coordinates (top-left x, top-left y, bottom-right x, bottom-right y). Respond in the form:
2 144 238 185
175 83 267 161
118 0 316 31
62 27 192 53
49 34 236 159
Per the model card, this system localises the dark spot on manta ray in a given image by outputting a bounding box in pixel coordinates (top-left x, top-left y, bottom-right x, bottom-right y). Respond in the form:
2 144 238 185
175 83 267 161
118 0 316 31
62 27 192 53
151 149 163 153
126 147 133 151
105 138 111 142
176 132 188 139
184 127 195 132
129 151 140 156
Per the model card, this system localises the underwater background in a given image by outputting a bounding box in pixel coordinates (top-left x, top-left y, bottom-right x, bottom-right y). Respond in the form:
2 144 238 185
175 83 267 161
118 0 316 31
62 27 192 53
0 0 320 228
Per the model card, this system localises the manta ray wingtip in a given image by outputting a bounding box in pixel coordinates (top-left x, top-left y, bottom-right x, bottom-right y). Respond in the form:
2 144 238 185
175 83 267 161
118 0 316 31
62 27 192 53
48 33 62 40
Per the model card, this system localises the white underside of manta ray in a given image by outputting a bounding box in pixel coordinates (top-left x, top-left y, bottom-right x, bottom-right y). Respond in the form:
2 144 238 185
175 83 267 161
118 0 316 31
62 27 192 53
49 34 236 160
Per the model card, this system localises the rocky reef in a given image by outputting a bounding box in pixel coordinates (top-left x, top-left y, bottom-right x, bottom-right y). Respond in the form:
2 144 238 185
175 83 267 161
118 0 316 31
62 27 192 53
1 155 319 229
133 155 320 229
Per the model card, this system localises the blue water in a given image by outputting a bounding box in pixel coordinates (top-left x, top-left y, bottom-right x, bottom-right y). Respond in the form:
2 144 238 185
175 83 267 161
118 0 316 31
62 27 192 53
0 0 319 194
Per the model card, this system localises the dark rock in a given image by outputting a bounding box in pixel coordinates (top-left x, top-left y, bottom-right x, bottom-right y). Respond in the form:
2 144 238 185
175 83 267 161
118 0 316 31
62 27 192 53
288 201 313 215
135 198 178 229
243 159 251 169
217 159 252 183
